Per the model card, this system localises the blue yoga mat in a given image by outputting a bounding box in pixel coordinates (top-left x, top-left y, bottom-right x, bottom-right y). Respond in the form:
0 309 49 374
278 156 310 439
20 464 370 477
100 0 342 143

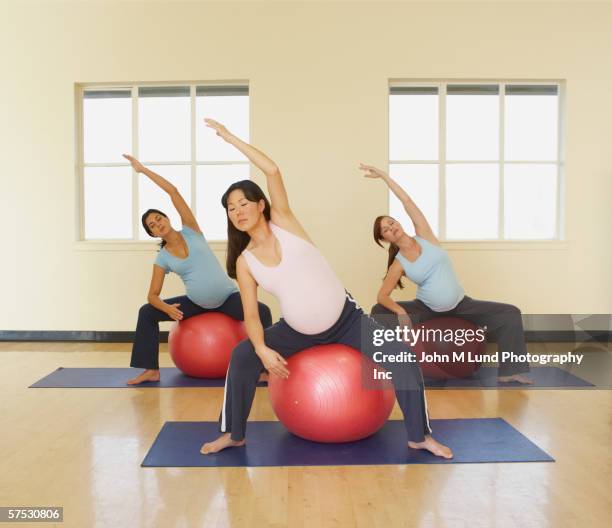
424 366 594 388
29 366 591 389
141 418 554 467
28 367 266 388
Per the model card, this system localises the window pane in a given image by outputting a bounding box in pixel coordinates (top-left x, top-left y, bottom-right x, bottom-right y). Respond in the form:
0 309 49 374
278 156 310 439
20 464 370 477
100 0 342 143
505 91 558 161
138 165 192 240
389 164 439 236
138 87 190 162
196 165 250 240
83 90 131 164
389 90 438 160
446 164 499 239
84 167 132 239
504 164 557 239
196 93 249 161
446 86 499 161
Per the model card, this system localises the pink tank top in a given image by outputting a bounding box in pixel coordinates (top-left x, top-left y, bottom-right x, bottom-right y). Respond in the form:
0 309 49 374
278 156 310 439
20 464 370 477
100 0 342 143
242 222 346 335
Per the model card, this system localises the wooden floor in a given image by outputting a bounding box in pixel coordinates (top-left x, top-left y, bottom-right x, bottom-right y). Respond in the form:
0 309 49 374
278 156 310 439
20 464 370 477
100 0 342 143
1 342 610 528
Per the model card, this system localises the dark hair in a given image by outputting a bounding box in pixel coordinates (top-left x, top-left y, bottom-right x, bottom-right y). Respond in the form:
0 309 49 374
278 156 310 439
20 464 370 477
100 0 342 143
221 180 271 278
141 208 169 248
373 215 403 289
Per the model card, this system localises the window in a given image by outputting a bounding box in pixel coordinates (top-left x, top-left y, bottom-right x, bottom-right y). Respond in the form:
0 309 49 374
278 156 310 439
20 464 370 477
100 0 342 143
389 82 562 241
78 84 250 241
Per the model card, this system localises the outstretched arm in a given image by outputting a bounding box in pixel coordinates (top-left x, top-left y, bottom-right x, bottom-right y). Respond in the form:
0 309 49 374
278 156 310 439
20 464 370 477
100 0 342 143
204 119 291 217
123 154 200 232
360 163 438 245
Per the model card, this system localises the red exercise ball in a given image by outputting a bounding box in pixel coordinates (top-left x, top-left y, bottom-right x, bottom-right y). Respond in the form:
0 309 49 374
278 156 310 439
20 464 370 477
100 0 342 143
268 344 396 443
168 312 247 378
411 317 484 379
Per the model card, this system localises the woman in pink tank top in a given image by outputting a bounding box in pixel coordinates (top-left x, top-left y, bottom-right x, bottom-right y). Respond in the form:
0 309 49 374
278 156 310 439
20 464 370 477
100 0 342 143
200 119 453 459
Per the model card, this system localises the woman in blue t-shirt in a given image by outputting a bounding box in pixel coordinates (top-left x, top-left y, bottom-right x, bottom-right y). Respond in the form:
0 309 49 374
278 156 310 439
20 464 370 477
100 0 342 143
360 163 531 384
123 154 272 385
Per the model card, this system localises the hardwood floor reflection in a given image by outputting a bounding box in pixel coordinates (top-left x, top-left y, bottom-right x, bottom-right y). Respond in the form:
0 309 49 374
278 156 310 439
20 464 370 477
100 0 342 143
0 343 610 527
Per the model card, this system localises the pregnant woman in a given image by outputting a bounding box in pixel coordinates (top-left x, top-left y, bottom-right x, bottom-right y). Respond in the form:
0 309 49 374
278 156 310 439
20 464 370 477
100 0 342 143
361 163 532 384
199 119 453 458
123 154 272 385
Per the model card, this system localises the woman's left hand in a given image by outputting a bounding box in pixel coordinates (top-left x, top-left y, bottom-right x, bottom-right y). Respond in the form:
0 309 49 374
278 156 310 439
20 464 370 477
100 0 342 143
359 163 388 179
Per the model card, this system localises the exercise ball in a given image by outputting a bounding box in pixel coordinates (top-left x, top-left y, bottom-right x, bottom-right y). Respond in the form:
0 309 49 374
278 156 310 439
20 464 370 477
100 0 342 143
168 312 246 378
268 344 396 443
411 317 484 379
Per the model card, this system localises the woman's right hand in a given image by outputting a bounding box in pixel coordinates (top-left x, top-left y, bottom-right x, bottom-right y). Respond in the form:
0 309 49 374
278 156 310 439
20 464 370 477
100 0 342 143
204 118 233 142
359 163 388 179
165 303 184 321
123 154 146 173
257 346 290 379
398 312 413 331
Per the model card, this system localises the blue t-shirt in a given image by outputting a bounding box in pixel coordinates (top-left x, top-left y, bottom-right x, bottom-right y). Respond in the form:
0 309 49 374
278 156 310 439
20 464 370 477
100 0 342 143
395 236 465 312
154 226 238 309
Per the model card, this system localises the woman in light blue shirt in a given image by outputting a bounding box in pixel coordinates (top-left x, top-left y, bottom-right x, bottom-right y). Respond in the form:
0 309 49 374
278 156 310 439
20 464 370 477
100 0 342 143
123 154 272 385
361 163 531 384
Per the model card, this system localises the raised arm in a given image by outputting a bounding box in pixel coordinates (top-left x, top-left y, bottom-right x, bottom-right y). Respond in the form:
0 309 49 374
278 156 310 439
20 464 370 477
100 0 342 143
236 256 289 378
204 119 291 217
360 163 438 245
123 154 200 232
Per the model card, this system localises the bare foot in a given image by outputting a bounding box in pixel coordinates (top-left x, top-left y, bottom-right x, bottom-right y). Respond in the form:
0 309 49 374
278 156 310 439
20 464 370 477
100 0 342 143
498 374 533 384
200 433 246 454
258 372 269 383
408 435 453 459
127 369 160 385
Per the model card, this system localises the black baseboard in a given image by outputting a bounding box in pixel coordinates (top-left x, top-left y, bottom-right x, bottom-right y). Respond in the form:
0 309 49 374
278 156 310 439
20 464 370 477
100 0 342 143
524 330 611 343
0 331 169 343
0 330 610 343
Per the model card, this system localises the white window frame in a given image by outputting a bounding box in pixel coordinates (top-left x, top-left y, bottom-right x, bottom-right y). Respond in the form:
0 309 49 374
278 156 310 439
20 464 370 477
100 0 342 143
74 80 250 251
388 79 566 250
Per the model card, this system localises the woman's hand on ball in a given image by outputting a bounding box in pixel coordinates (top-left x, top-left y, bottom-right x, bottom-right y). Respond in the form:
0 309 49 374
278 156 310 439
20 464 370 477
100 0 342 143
166 303 184 321
258 346 289 378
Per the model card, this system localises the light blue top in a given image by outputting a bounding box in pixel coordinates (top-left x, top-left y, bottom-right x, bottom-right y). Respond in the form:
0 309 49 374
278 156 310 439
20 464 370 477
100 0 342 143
395 236 465 312
154 225 238 309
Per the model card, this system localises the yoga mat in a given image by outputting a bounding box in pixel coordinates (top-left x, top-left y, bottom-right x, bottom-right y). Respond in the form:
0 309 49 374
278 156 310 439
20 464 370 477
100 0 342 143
423 366 594 389
29 367 267 388
29 366 591 389
141 418 554 467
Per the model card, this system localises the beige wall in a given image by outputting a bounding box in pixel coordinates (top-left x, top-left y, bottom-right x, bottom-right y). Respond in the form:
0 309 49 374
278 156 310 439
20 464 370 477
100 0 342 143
1 1 611 331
